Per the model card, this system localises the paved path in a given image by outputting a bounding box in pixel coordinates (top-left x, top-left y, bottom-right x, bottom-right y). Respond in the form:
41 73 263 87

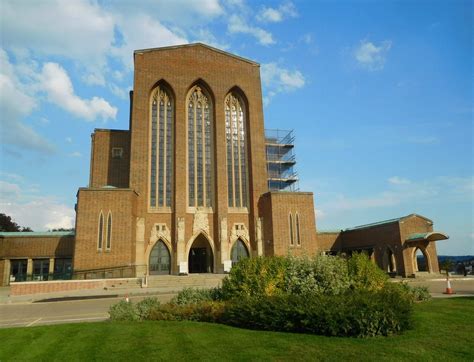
403 277 474 297
0 293 174 329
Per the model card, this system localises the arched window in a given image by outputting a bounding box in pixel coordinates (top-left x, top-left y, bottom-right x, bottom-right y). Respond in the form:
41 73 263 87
289 213 294 245
150 84 173 208
225 92 248 208
187 85 213 208
97 212 104 251
295 213 301 245
106 212 112 250
231 239 249 266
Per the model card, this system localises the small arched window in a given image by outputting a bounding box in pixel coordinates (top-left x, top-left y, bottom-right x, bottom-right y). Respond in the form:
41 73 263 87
225 92 248 208
295 213 301 245
289 213 294 245
106 212 112 250
150 84 173 208
97 212 104 251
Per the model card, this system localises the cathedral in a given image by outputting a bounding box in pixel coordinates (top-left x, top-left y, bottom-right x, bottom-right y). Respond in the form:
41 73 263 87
0 44 449 288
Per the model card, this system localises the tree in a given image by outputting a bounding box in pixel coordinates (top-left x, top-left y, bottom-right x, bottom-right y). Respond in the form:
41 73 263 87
50 228 75 232
0 213 33 232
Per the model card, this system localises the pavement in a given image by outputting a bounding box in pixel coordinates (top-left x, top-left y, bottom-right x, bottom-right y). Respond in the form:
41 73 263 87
0 293 175 328
0 275 472 329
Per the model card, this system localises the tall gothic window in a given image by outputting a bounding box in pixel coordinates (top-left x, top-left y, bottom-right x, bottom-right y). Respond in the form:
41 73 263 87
289 213 294 245
225 93 248 208
106 212 112 250
187 86 213 208
150 85 173 208
97 212 104 251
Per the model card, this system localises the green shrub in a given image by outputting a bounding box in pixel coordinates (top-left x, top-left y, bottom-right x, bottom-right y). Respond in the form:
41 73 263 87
347 253 389 291
409 285 431 301
391 282 431 302
221 286 413 337
284 255 351 296
148 301 225 322
136 297 161 319
171 287 221 305
221 256 288 299
108 300 139 321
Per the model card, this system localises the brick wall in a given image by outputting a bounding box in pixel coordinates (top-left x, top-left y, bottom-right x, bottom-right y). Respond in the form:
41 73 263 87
317 232 342 251
0 235 74 258
260 192 318 256
89 129 131 188
74 188 138 272
10 278 140 296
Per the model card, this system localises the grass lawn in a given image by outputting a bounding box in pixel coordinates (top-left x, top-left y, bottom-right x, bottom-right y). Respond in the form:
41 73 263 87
1 297 473 361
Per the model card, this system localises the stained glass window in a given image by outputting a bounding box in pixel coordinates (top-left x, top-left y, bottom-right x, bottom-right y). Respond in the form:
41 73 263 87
150 85 173 208
225 93 248 208
188 86 213 208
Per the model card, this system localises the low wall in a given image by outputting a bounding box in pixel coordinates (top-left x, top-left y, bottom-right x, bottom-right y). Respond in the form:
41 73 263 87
10 278 140 296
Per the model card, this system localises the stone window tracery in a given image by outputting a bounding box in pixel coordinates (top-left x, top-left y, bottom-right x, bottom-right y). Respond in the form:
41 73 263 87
225 93 248 208
150 85 173 208
187 86 213 208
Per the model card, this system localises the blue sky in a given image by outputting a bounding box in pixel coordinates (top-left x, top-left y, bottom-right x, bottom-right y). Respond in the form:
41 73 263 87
0 0 472 254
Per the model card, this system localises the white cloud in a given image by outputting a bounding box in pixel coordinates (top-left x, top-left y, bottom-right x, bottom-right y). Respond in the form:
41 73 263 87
0 180 75 231
257 2 298 23
38 62 117 121
388 176 411 185
109 83 129 100
354 40 392 71
111 13 188 69
69 151 82 157
228 15 275 45
2 0 114 78
0 49 55 154
261 62 305 104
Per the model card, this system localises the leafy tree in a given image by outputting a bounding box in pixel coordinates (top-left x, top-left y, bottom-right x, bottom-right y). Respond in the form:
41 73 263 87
0 213 33 232
50 228 75 232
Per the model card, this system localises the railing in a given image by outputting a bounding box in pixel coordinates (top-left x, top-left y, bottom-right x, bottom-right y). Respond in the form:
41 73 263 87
73 265 145 280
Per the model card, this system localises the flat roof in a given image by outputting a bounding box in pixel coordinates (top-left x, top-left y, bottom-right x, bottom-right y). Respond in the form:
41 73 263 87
0 231 75 238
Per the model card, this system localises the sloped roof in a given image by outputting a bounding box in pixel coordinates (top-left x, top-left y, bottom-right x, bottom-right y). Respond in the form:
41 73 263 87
406 232 449 242
344 214 433 232
134 43 259 66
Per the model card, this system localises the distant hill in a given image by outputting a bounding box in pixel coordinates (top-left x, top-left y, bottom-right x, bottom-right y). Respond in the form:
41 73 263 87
437 255 474 263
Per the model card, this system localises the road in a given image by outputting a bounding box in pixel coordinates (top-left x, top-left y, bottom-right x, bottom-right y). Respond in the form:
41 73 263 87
0 294 175 328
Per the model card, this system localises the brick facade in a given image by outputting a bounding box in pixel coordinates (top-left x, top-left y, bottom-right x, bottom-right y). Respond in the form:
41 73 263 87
0 44 446 287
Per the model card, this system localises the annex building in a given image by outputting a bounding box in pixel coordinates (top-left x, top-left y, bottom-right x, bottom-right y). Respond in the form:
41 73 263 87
0 44 449 288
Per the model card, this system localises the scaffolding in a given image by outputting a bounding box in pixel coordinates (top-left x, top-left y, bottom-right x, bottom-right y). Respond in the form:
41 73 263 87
265 129 299 191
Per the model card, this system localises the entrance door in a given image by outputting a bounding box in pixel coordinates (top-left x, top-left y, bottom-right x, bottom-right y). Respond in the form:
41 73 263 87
189 248 208 273
188 233 214 273
149 241 171 275
231 239 249 266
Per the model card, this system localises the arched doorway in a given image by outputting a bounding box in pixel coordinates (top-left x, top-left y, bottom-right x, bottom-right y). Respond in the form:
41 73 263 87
414 247 430 272
382 248 397 273
231 239 249 266
149 240 171 275
188 234 213 273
